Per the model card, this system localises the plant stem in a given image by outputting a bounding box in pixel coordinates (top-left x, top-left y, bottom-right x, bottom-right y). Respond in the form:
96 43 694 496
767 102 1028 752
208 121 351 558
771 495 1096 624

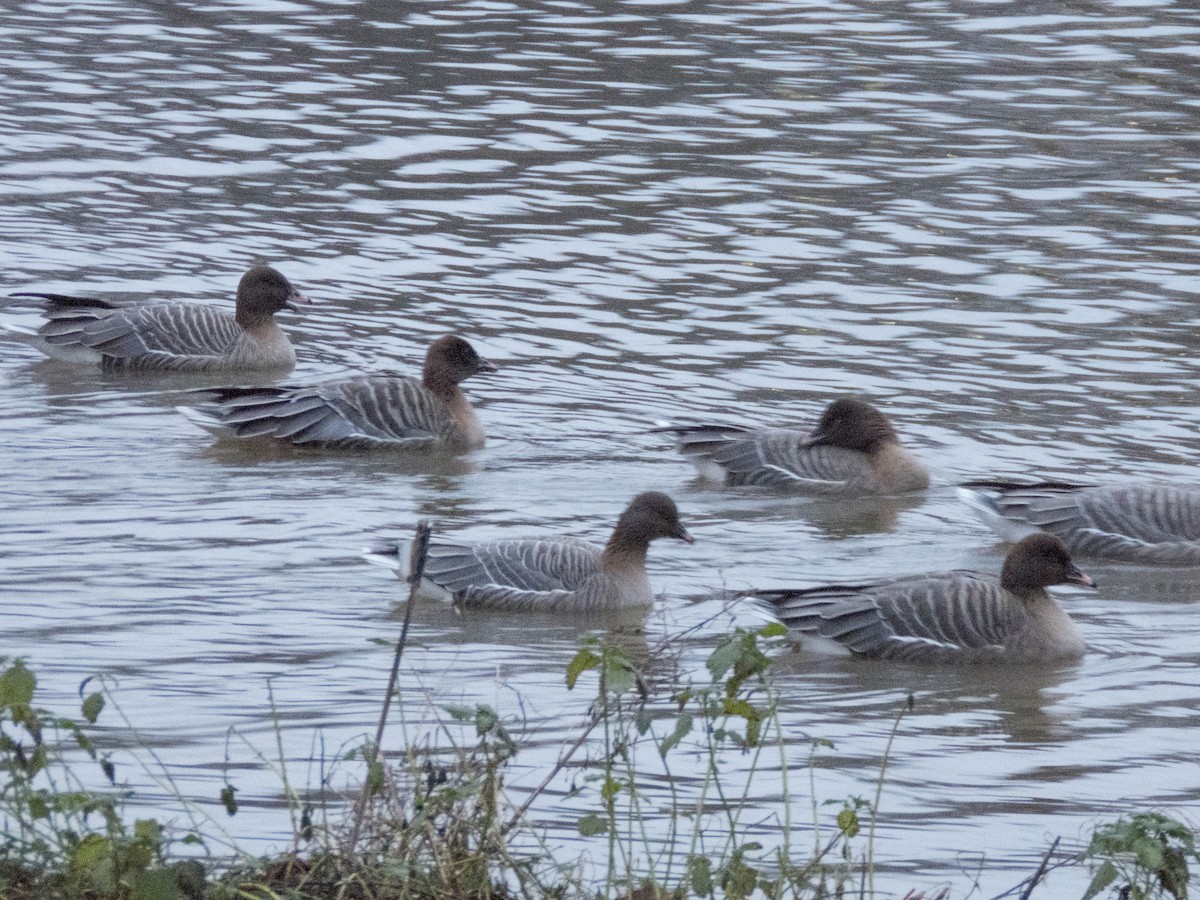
345 520 432 856
867 695 911 899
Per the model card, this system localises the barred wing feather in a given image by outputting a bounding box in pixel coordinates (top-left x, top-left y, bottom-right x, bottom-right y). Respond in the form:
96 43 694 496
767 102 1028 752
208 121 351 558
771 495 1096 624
203 376 457 447
669 425 864 489
758 573 1018 661
962 481 1200 564
44 303 241 368
423 537 608 611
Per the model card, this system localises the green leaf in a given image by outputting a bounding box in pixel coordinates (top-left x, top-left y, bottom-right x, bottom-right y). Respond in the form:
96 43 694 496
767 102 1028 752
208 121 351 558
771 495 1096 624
131 866 182 900
27 745 47 777
659 712 693 758
366 758 385 796
758 622 788 639
723 697 757 720
134 818 162 849
74 730 95 755
28 793 49 820
172 860 206 897
577 812 608 836
566 649 600 689
688 854 714 896
601 657 635 696
1160 845 1189 900
126 839 155 873
220 785 238 816
746 716 763 747
706 635 743 682
722 850 759 900
635 706 654 735
1133 835 1165 872
54 791 100 814
443 704 475 722
837 807 860 838
475 705 497 736
0 661 36 708
16 707 41 740
600 777 622 802
81 692 105 724
71 833 111 874
1082 860 1118 900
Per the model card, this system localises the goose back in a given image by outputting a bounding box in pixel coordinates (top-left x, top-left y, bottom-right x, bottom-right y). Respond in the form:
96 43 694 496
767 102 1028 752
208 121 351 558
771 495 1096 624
195 374 479 448
42 302 270 371
362 492 692 612
758 574 1037 662
10 265 304 371
751 535 1090 663
663 422 928 493
365 536 642 612
960 481 1200 565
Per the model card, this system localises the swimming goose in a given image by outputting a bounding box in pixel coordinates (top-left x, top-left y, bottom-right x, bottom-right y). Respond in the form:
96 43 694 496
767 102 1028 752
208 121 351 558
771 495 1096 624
750 534 1093 663
959 479 1200 565
179 335 496 450
657 397 928 494
362 491 695 612
5 265 308 372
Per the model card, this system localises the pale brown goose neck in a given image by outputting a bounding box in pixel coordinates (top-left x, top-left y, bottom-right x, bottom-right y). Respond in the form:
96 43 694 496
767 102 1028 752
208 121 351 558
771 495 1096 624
423 368 463 402
600 491 692 571
235 308 275 330
601 526 651 571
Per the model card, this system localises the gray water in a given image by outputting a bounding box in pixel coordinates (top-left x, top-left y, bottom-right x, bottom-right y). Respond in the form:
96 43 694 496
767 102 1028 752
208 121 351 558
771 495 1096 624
3 0 1200 895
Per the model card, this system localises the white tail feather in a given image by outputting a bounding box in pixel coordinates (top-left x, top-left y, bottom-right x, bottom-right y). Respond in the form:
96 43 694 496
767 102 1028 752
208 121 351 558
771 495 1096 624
956 487 1040 542
176 406 234 437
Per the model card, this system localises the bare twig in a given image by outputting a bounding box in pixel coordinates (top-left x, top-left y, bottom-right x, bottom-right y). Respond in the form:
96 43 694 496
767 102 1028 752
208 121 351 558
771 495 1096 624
499 709 606 837
345 520 433 855
1018 836 1060 900
988 836 1065 900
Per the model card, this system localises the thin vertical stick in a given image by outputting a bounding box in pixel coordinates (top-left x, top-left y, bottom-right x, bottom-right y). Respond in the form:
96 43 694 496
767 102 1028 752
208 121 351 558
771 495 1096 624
345 520 433 855
1017 836 1060 900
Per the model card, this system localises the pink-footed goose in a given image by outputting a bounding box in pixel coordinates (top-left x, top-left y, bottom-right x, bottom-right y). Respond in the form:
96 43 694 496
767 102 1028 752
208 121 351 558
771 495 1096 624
750 534 1093 663
178 335 496 450
658 397 928 494
362 492 695 612
959 478 1200 565
5 265 308 372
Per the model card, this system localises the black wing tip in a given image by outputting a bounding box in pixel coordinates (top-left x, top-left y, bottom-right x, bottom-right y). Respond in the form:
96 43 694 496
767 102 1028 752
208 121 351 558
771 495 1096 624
958 477 1089 491
187 385 290 403
11 292 118 310
649 422 755 437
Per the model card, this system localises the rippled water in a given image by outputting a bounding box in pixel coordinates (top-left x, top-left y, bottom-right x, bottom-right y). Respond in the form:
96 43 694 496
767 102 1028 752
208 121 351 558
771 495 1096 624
4 0 1200 894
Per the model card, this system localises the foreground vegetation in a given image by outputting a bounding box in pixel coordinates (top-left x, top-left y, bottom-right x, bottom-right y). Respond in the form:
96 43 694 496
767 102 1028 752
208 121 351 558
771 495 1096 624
1 620 1197 899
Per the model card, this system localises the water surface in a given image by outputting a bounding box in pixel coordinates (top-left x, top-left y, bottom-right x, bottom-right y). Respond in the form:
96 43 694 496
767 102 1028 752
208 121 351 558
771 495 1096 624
3 1 1200 895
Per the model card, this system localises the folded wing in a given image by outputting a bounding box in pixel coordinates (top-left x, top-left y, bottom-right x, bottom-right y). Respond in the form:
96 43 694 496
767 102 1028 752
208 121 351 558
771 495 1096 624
756 573 1018 661
664 424 865 490
960 480 1200 564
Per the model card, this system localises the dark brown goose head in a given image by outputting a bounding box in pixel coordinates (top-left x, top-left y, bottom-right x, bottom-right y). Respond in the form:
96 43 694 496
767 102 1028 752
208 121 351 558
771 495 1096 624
422 335 498 398
235 265 309 328
800 397 900 455
604 491 694 562
1000 533 1094 595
